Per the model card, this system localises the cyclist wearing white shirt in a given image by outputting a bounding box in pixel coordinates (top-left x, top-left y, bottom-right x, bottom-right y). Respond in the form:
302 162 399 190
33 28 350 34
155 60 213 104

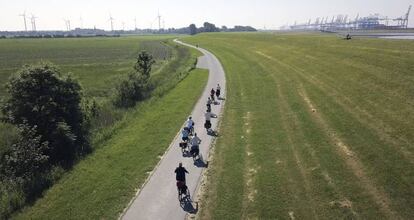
216 84 221 98
190 133 201 146
187 117 194 134
190 133 201 157
206 97 212 112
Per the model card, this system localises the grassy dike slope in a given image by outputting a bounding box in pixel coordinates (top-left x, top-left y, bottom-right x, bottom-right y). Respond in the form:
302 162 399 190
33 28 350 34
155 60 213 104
185 33 414 219
15 68 208 220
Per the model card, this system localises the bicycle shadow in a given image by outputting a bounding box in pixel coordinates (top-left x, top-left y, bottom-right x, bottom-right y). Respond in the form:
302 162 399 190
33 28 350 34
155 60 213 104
182 150 192 158
193 155 208 168
207 129 219 137
180 195 198 214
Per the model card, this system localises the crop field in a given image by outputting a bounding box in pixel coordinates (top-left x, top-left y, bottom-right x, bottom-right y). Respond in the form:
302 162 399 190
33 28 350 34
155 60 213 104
0 36 175 98
185 33 414 219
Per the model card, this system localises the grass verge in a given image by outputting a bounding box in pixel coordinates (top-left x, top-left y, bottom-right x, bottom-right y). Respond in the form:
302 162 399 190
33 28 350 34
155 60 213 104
14 68 208 219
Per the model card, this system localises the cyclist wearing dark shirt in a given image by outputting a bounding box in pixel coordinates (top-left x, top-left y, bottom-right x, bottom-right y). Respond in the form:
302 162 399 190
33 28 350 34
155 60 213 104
175 162 189 182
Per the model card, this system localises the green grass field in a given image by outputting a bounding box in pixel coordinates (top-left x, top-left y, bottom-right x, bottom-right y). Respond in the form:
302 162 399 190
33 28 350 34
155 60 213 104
14 68 208 220
0 36 175 98
184 33 414 219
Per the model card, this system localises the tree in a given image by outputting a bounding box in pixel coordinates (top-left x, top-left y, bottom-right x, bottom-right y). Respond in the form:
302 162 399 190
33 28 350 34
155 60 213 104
134 51 155 80
1 63 89 167
189 24 197 35
203 22 219 32
114 51 155 108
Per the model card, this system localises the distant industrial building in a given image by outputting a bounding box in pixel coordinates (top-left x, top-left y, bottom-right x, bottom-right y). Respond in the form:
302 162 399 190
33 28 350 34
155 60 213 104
282 5 411 31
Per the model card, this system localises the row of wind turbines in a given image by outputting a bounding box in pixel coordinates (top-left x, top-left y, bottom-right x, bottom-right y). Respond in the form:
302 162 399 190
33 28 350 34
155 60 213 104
19 11 37 31
18 11 166 32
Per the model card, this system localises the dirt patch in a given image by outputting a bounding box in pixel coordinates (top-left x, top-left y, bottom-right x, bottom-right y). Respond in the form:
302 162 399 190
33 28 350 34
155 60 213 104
241 111 259 218
255 51 274 60
288 211 295 220
322 171 334 186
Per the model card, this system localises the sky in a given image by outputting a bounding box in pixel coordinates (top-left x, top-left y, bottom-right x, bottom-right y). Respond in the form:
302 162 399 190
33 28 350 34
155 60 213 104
0 0 413 31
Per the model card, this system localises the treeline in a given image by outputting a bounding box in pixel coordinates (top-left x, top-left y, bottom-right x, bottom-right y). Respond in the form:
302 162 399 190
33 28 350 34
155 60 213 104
0 22 256 39
0 44 196 218
7 34 121 39
187 22 257 35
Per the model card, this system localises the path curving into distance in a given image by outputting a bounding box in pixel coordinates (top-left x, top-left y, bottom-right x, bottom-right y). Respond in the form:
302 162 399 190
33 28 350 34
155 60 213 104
121 39 226 220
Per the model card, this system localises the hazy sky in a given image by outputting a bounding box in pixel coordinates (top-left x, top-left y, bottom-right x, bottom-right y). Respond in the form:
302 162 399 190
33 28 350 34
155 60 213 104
0 0 413 31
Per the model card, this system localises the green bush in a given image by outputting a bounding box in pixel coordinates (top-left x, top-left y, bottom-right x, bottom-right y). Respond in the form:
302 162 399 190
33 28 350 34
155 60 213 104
113 51 155 108
1 63 90 167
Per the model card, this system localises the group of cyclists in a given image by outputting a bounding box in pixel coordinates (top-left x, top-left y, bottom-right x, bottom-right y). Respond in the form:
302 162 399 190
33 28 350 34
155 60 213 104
175 83 222 200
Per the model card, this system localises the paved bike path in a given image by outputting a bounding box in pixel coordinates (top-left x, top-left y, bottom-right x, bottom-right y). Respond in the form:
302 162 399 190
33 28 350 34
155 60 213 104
121 40 226 220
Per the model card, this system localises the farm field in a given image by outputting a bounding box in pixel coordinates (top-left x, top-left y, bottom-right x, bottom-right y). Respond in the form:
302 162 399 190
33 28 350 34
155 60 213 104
184 33 414 219
0 36 175 98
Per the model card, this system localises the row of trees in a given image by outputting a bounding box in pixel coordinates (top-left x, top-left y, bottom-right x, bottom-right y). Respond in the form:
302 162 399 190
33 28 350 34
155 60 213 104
189 22 257 35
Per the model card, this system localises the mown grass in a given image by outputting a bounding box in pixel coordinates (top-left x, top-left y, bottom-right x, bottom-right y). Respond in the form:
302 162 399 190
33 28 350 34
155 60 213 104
14 68 208 220
184 33 414 219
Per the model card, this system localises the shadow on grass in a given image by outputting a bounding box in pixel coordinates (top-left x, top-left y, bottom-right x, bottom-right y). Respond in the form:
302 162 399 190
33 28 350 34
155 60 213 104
207 129 219 137
193 155 208 168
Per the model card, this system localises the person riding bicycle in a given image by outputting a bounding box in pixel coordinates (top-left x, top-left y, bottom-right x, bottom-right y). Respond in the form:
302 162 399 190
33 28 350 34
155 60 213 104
210 88 216 101
182 127 189 142
216 84 221 99
175 163 189 195
187 117 194 135
175 162 189 183
206 97 212 112
190 133 201 157
204 110 212 132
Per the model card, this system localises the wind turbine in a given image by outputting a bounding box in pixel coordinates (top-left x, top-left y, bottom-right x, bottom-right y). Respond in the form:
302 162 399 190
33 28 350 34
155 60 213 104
134 17 137 30
30 14 38 31
79 15 84 29
108 14 115 31
122 21 125 31
63 19 71 31
19 11 28 31
157 10 162 30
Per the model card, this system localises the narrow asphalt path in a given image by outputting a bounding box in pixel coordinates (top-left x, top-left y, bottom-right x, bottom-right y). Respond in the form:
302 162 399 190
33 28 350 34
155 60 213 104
121 40 226 220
